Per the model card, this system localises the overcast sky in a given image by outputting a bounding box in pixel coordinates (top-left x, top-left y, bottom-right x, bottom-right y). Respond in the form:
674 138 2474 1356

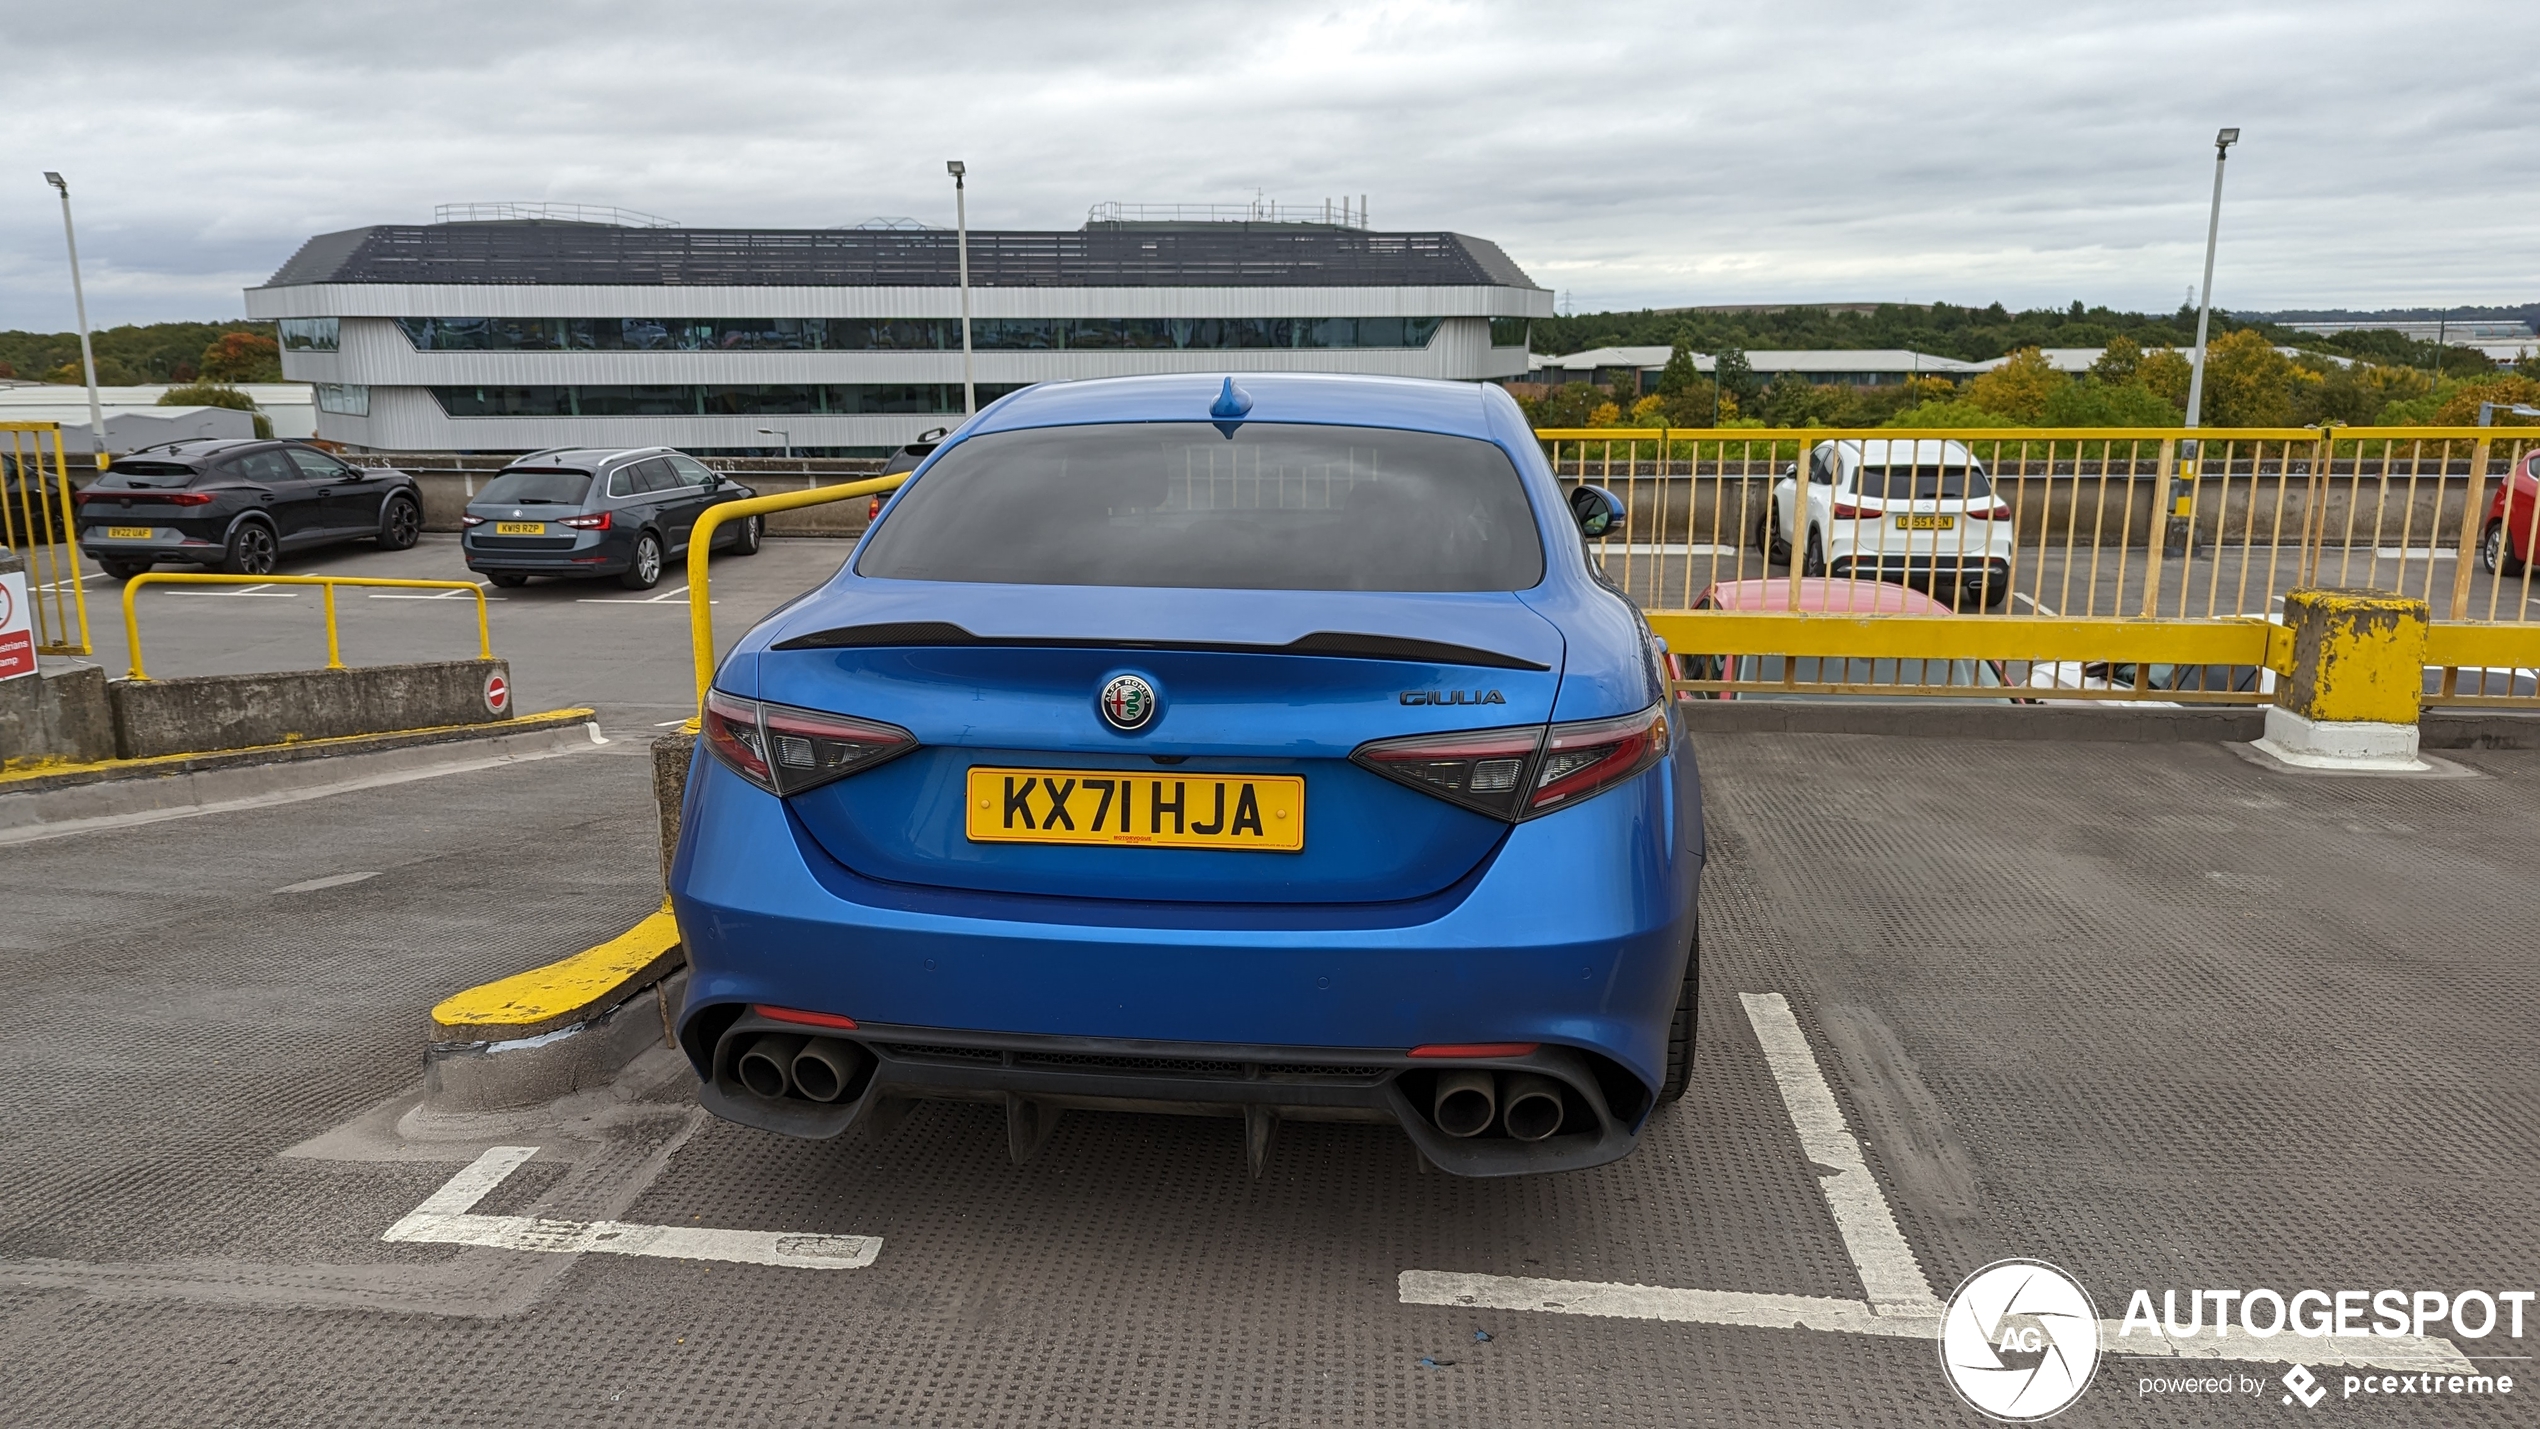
3 0 2534 332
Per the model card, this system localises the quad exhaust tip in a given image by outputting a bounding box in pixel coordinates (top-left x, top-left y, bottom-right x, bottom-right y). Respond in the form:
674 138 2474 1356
1432 1068 1567 1141
791 1039 869 1103
1500 1072 1566 1142
736 1032 807 1099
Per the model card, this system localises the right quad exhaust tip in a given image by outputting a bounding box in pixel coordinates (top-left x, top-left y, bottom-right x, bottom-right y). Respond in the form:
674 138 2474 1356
735 1031 872 1104
1432 1067 1568 1141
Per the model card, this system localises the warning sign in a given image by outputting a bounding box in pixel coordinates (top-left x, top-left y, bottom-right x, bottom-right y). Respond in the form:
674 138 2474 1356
483 670 510 714
0 569 33 682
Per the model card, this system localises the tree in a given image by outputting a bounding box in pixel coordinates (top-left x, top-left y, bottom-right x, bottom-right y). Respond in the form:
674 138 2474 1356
2041 379 2177 427
1655 339 1700 398
1761 372 1840 427
2429 374 2540 426
200 331 281 383
2197 329 2308 427
1884 398 2022 429
2090 335 2144 385
2137 348 2194 409
1966 348 2069 424
1713 346 1761 413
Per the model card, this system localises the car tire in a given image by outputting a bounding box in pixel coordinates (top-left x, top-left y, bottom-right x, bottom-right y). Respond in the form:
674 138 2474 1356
376 493 422 550
487 572 530 589
1971 576 2010 611
620 531 664 590
2484 521 2525 577
729 513 762 556
98 559 150 582
1801 529 1826 577
1656 916 1699 1104
1760 510 1791 565
219 521 278 576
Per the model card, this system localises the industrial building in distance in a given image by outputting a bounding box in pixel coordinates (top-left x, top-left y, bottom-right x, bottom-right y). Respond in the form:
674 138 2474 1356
244 206 1550 454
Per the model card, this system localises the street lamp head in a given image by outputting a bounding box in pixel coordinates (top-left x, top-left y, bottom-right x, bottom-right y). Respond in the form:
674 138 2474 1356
2215 127 2240 149
43 171 66 192
946 160 965 178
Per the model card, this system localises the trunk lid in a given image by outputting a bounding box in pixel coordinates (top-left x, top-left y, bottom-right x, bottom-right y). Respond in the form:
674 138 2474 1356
758 584 1565 904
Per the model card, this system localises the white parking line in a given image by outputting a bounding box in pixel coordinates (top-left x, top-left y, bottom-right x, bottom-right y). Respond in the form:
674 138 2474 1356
1398 991 2471 1371
2012 592 2058 616
274 871 379 894
383 1146 880 1270
577 585 713 606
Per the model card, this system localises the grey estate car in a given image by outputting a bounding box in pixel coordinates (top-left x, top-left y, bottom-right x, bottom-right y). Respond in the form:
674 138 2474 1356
461 447 760 589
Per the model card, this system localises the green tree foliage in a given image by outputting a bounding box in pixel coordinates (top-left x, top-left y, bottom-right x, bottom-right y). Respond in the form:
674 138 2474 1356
0 321 278 386
1655 340 1700 397
1966 348 2068 423
2041 379 2178 427
1883 399 2020 429
200 331 282 382
1713 346 1761 413
158 382 274 438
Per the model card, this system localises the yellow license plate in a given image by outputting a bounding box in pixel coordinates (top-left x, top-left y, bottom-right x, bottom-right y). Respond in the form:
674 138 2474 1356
105 526 153 539
965 766 1303 852
495 521 548 535
1895 514 1954 531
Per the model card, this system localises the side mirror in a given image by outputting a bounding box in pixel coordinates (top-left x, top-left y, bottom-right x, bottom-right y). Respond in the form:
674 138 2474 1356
1569 483 1625 539
1780 463 1798 479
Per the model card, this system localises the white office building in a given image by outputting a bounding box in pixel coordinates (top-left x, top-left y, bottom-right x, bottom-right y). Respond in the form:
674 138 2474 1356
243 213 1551 454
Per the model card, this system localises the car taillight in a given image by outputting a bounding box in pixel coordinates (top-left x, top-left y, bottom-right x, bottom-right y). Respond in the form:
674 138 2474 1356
1349 722 1547 820
1830 499 1881 519
460 514 486 527
562 511 611 530
701 688 916 796
1351 703 1669 822
1968 502 2014 521
78 488 212 506
1528 705 1670 813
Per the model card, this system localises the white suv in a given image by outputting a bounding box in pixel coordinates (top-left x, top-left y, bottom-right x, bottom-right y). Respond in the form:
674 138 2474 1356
1759 438 2015 609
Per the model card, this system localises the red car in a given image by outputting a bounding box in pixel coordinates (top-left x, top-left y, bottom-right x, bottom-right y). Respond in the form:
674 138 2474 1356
2482 450 2540 576
1671 576 2021 700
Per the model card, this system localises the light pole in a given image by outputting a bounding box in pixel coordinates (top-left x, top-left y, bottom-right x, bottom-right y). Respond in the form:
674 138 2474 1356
948 161 975 416
2171 127 2239 555
2476 402 2540 427
43 171 109 471
755 426 792 459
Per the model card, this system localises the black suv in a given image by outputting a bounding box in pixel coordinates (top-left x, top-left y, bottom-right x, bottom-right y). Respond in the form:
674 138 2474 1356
75 439 423 580
461 447 759 590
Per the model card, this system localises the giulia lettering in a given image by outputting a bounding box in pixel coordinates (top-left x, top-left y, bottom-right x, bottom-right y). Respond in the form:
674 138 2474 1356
1399 689 1508 706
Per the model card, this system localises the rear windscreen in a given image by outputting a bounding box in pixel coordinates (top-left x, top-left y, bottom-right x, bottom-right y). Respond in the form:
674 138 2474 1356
854 422 1545 591
475 469 592 505
1850 465 1992 500
104 461 198 489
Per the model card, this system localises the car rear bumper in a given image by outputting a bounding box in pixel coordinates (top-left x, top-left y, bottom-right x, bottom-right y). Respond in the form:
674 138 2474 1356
78 527 225 561
462 531 632 574
668 746 1700 1175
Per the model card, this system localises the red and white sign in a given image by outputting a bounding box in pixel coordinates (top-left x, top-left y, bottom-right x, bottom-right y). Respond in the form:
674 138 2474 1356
483 671 510 714
0 570 33 682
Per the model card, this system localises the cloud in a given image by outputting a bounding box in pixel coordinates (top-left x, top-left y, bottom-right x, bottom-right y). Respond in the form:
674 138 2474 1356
3 0 2534 330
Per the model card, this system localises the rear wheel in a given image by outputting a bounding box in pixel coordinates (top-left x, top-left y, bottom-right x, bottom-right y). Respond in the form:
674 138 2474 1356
375 493 422 550
620 531 664 590
1801 528 1826 577
1968 575 2010 611
1657 916 1699 1104
98 559 149 581
219 522 277 576
1758 509 1791 565
486 572 530 589
2485 521 2525 577
728 512 762 556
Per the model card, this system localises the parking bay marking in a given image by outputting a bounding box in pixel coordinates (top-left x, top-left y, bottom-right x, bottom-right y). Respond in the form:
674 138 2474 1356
1400 991 2471 1372
383 1146 881 1270
578 585 715 607
275 871 378 894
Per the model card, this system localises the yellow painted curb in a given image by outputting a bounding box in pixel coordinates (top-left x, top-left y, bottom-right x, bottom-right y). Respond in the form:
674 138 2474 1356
0 707 599 789
432 908 684 1042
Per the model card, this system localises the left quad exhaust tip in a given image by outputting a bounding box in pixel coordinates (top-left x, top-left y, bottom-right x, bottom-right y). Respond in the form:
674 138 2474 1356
736 1033 808 1099
790 1039 871 1103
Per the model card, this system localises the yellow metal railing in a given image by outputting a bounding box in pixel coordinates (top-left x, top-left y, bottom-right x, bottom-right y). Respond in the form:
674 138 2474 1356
684 474 908 718
2 420 94 655
1546 424 2538 705
121 573 492 681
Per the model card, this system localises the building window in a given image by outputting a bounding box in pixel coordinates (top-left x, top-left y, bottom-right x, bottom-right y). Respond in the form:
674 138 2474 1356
429 384 1030 418
280 318 340 352
398 317 1443 353
313 383 369 416
1488 318 1529 349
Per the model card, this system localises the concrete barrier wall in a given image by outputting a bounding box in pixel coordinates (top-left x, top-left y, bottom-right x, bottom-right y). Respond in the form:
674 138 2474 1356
109 657 511 759
0 661 116 767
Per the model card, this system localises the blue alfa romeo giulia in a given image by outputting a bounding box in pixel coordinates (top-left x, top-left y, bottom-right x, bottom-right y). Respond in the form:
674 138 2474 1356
668 372 1703 1176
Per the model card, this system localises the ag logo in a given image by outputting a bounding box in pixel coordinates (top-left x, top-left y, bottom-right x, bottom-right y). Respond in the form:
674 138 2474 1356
1098 674 1156 732
1938 1259 2101 1421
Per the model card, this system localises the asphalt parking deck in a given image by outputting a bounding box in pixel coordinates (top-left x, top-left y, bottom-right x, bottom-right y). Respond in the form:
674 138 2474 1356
1 733 2533 1425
